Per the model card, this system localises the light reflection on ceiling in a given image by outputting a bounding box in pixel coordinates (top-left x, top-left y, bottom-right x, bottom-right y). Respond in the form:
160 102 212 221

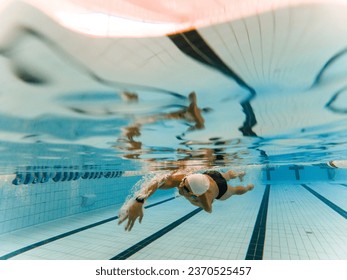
0 0 346 37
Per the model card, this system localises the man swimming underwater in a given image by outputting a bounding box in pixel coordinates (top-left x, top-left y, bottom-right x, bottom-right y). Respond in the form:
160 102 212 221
118 169 254 231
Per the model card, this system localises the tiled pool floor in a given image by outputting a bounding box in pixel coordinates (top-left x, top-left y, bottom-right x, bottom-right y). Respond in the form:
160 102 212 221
0 183 346 260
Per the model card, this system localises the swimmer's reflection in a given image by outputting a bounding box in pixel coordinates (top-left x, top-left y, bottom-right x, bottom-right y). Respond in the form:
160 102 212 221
176 145 242 167
117 91 208 156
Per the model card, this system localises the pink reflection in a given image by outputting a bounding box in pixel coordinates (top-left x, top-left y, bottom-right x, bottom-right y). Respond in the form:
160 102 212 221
2 0 347 37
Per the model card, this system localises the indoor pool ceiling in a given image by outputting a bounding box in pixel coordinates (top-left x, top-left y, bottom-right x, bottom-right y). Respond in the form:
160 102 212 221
0 0 347 172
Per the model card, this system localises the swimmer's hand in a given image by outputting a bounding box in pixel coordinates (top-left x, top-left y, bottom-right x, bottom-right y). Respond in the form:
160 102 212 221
118 200 144 231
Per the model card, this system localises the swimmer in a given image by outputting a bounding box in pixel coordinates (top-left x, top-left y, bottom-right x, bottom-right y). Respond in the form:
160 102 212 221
118 169 254 231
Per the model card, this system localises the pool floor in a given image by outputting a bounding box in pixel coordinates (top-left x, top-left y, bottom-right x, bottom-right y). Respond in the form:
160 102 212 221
0 182 346 260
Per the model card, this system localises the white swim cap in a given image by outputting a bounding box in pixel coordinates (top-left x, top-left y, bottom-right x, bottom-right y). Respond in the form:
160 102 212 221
185 174 210 195
328 160 347 168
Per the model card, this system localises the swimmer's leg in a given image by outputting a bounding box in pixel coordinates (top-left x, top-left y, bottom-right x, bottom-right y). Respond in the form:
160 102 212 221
218 183 254 200
229 184 254 195
221 170 245 181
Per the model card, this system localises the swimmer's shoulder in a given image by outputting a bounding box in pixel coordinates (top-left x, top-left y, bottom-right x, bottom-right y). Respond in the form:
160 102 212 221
157 167 205 189
157 170 186 189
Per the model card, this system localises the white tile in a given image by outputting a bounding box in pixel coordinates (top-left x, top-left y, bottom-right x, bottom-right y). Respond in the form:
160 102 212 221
264 184 347 260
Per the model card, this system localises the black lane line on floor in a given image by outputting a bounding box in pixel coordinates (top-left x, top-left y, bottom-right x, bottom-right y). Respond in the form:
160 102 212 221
0 197 175 260
245 184 270 260
301 184 347 219
110 208 203 260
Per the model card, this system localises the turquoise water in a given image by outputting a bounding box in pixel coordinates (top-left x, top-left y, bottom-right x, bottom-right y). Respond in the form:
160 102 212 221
0 1 346 259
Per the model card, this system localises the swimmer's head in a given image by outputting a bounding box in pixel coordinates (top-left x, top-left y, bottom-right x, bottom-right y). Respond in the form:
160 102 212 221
179 174 213 213
185 174 209 195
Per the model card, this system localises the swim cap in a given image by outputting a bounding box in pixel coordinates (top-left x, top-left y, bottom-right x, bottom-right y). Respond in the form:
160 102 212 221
328 160 347 168
185 174 210 195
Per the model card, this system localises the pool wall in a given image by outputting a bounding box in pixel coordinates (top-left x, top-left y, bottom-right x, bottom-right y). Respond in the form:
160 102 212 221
0 173 143 234
261 164 346 182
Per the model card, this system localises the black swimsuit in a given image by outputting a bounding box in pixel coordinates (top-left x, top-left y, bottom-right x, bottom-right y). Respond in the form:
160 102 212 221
203 170 228 199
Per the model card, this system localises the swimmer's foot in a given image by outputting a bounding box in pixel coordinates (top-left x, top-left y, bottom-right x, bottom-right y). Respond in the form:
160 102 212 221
247 184 254 191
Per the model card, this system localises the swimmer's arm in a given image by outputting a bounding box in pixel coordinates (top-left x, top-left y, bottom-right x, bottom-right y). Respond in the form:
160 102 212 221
118 173 185 231
118 178 161 231
137 173 185 201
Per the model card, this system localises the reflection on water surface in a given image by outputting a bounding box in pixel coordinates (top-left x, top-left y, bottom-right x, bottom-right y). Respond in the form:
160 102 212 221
0 1 347 173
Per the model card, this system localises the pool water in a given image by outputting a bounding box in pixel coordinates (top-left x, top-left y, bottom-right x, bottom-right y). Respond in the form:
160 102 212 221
0 1 347 260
